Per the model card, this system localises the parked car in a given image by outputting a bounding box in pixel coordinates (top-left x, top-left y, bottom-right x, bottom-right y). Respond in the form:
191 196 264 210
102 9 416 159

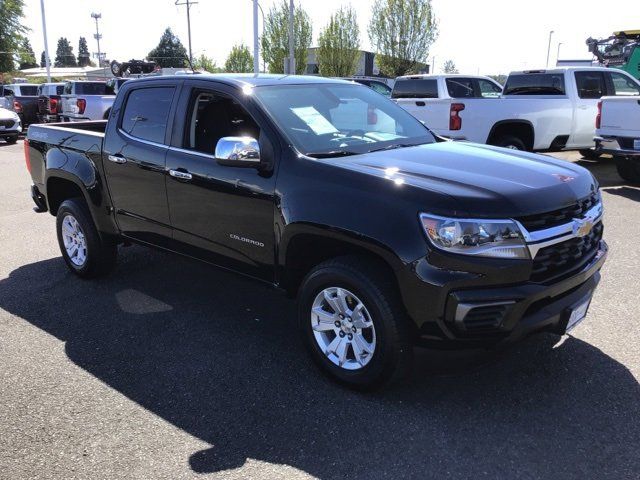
1 83 39 127
344 77 393 97
36 82 65 123
25 75 607 389
0 107 22 143
60 81 113 121
393 67 640 154
594 96 640 182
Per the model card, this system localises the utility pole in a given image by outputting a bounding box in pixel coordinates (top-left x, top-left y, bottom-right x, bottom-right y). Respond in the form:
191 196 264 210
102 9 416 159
545 30 554 68
91 13 103 75
175 0 198 67
287 0 295 74
253 0 259 74
40 0 51 82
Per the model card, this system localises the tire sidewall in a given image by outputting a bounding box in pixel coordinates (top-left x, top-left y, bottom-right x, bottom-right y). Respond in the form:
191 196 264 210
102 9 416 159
56 199 97 277
298 266 402 388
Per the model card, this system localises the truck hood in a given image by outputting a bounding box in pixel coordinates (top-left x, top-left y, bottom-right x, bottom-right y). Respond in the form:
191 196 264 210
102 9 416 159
331 141 598 217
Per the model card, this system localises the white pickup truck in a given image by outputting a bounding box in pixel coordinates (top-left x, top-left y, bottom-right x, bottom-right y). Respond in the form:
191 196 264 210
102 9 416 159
60 80 115 122
393 67 640 155
595 96 640 183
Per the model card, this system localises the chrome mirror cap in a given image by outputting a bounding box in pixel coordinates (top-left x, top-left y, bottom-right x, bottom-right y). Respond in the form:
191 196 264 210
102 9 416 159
215 136 260 163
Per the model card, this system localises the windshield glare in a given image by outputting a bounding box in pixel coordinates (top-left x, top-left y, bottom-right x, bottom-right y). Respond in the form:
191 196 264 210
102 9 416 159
253 83 435 157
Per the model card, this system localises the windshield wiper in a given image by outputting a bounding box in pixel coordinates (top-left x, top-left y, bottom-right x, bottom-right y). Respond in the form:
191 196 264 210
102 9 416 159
367 143 417 153
305 150 360 159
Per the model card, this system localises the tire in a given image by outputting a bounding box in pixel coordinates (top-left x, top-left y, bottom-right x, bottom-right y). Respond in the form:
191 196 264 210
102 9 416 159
103 108 111 120
5 136 17 144
579 149 602 160
493 135 526 151
56 198 117 278
615 156 640 184
298 256 413 390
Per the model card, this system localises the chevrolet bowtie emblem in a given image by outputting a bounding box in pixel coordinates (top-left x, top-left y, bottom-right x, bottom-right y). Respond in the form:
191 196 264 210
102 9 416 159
573 218 594 237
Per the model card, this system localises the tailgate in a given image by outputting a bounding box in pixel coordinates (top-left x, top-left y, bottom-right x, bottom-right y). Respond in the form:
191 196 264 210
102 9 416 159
600 97 640 137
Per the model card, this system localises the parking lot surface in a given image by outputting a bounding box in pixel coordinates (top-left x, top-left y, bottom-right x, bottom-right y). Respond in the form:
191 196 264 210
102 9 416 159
1 140 638 479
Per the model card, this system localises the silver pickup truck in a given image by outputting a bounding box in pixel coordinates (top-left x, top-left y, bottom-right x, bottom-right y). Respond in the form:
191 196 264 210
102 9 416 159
60 81 115 122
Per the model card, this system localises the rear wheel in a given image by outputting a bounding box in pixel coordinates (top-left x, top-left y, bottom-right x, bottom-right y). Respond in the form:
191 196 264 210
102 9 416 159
298 256 413 390
615 156 640 184
579 149 602 160
56 198 117 278
493 135 526 151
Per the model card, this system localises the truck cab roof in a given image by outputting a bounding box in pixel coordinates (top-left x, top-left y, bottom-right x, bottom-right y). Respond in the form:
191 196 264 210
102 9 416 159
127 73 353 89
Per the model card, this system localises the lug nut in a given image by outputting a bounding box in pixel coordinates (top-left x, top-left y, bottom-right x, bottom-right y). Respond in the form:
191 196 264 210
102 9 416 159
339 331 345 338
339 314 345 320
347 333 353 340
352 326 357 333
347 317 352 323
335 320 341 327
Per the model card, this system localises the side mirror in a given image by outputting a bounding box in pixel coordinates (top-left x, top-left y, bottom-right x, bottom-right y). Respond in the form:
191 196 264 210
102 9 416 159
215 136 261 168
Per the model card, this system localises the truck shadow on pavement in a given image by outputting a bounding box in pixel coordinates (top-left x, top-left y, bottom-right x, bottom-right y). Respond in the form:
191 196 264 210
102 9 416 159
1 248 638 479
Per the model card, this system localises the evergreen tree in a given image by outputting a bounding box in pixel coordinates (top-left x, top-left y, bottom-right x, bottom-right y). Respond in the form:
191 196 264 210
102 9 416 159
40 51 47 68
78 37 92 67
147 28 188 68
224 44 253 73
317 6 360 77
194 54 222 73
0 0 28 72
442 60 458 74
54 37 77 67
261 0 312 74
18 38 38 69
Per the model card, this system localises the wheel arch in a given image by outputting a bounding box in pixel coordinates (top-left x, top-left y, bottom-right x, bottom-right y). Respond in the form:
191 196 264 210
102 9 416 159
486 119 535 151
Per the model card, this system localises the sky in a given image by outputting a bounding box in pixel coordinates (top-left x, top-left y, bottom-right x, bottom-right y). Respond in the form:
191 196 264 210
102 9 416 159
22 0 637 75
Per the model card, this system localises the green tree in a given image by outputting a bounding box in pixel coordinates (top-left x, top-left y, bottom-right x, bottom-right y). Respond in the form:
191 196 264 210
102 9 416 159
316 6 360 77
54 37 77 67
18 38 37 69
194 53 222 73
77 36 92 67
261 0 312 74
368 0 438 77
442 59 458 74
0 0 28 72
147 27 188 68
40 51 46 67
224 44 253 73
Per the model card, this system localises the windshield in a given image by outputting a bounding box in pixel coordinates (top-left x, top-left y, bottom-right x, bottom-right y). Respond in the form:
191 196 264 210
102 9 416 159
253 83 435 158
503 73 566 95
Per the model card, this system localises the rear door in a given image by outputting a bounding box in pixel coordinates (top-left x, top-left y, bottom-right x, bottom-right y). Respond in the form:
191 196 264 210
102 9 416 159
571 71 606 148
392 78 449 132
102 82 180 247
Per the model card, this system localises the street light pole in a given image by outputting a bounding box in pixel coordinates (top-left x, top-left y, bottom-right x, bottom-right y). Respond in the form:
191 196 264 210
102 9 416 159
288 0 295 74
40 0 51 82
545 30 555 68
175 0 198 67
91 13 102 75
253 0 259 74
556 42 563 65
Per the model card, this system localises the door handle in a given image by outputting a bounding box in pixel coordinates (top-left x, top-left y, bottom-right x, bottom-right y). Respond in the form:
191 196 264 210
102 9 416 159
169 169 193 180
107 154 127 164
415 101 426 106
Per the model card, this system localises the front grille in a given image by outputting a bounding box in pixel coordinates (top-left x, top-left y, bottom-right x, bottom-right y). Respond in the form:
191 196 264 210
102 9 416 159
0 119 14 128
517 193 599 232
462 304 511 332
531 222 603 282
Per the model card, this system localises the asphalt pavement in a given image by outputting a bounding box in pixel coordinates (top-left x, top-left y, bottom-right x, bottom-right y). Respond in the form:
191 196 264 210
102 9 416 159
0 140 638 479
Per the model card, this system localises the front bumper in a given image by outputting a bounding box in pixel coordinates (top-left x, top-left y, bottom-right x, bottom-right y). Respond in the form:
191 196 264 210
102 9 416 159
400 240 608 348
594 135 640 157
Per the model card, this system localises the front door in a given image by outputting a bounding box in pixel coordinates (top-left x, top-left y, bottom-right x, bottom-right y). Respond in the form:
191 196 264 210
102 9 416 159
102 84 178 246
165 83 278 281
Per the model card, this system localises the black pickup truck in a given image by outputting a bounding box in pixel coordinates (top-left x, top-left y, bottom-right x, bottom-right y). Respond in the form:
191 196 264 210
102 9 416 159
25 74 607 389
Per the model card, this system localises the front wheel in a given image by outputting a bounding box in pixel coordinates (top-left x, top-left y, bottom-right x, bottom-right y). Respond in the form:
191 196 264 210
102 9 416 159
615 156 640 184
56 198 117 278
298 256 413 390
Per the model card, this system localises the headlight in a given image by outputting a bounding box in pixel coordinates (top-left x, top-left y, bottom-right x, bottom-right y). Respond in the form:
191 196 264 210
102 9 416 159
420 213 530 259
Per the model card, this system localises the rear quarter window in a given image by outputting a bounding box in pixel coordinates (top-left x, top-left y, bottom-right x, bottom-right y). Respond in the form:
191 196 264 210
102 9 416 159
120 87 175 144
504 73 566 95
392 79 438 99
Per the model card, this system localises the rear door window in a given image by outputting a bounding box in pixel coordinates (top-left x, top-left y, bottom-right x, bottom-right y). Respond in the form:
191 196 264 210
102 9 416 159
478 79 502 98
503 73 566 95
392 79 438 99
446 78 475 98
575 71 606 99
121 87 175 144
607 72 640 96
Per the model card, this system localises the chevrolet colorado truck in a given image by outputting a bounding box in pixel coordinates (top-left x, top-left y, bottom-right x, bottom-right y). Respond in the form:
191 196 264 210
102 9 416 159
594 96 640 183
394 67 640 156
25 74 608 389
